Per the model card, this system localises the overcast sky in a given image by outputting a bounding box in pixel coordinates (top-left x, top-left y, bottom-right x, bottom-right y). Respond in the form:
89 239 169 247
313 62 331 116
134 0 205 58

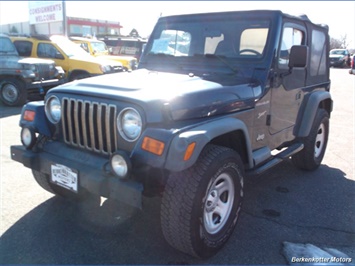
1 1 354 47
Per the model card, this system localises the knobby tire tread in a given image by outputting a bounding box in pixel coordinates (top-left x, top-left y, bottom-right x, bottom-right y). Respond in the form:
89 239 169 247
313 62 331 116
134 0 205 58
161 144 241 257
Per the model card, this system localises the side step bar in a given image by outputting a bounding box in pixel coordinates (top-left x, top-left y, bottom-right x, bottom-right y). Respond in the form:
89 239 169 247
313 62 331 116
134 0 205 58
247 143 304 176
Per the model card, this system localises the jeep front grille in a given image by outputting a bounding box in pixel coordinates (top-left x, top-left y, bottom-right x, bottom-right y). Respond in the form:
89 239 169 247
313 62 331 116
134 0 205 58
37 64 53 80
62 98 118 155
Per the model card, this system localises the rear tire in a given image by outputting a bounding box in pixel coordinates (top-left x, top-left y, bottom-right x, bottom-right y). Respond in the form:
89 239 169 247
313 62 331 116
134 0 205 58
292 108 329 170
0 78 27 106
161 144 244 258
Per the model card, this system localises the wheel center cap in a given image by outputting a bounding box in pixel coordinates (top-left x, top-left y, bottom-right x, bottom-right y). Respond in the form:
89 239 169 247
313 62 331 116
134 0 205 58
206 189 219 212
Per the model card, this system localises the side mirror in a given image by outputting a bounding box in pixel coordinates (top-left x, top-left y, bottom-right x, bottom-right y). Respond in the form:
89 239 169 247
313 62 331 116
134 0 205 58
288 45 308 69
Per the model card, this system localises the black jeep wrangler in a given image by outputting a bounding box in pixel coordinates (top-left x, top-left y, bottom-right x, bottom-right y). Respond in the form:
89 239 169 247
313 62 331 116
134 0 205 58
0 34 65 106
10 10 332 258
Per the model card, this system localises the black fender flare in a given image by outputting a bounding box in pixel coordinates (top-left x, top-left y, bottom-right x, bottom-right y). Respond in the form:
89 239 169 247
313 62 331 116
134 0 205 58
297 91 332 137
68 70 91 81
164 117 253 172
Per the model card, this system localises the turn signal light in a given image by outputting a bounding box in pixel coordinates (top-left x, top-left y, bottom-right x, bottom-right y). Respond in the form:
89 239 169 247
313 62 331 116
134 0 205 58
184 142 196 161
142 137 165 156
23 110 36 122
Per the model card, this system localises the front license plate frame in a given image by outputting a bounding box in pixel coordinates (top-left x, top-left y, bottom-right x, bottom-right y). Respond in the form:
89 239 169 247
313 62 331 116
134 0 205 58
51 164 78 193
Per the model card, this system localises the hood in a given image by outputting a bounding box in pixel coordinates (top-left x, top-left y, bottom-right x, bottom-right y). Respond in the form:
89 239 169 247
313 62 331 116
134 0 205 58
69 55 123 67
50 69 260 121
329 54 344 59
1 55 53 68
18 57 55 65
98 55 136 61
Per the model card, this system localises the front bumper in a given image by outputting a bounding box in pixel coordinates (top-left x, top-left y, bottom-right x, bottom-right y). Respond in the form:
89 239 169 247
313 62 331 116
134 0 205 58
27 78 66 91
329 60 344 67
10 143 143 208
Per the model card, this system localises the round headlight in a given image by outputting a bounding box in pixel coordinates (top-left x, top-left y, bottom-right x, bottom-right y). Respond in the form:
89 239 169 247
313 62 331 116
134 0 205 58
30 65 37 72
117 108 142 142
23 64 37 72
21 127 37 149
110 152 131 178
45 95 61 124
100 65 111 73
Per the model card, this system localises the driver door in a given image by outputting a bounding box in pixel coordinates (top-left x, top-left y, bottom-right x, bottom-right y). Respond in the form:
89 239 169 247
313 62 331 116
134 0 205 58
269 24 307 135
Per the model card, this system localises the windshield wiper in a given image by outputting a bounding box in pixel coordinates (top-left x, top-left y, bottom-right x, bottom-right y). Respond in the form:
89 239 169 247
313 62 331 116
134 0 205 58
145 52 184 70
194 53 238 75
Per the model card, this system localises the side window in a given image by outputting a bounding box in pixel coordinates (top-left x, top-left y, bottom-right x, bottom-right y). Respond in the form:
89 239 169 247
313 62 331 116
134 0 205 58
80 43 90 53
0 37 16 52
279 27 305 67
13 41 33 57
239 28 268 56
37 43 60 59
310 30 326 76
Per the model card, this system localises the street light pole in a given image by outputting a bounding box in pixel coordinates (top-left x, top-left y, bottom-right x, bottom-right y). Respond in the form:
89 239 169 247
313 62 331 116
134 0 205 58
62 1 67 36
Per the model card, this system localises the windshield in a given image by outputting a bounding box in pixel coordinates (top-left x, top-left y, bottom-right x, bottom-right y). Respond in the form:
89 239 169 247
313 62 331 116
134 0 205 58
0 37 17 54
145 18 270 59
91 41 108 53
50 35 91 57
330 50 346 55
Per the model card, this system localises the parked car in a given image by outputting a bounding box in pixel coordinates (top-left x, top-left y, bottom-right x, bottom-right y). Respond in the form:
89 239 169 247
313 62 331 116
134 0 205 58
329 48 351 67
0 33 65 106
349 54 355 74
10 35 123 81
70 36 138 71
11 10 332 258
100 36 147 62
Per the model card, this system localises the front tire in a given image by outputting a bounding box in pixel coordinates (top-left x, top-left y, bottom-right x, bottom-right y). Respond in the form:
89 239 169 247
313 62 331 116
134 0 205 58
161 144 244 258
292 108 329 170
0 78 27 106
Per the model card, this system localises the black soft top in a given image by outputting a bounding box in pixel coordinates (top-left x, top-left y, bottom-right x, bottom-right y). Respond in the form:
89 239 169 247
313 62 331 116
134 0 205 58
159 10 328 32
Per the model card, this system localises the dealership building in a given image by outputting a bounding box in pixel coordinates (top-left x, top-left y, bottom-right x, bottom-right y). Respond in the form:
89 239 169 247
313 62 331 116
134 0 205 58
0 1 122 37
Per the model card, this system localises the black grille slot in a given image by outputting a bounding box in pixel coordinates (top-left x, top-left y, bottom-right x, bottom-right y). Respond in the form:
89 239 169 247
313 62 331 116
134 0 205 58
62 98 118 155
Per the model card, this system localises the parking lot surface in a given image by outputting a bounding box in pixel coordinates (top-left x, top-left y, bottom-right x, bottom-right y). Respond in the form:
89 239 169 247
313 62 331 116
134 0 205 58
0 68 354 264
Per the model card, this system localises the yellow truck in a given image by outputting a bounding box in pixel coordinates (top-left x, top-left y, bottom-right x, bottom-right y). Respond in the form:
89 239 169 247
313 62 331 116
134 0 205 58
70 36 138 71
11 35 123 81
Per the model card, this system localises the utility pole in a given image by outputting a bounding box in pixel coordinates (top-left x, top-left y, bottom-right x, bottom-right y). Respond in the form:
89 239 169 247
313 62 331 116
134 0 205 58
62 1 67 36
